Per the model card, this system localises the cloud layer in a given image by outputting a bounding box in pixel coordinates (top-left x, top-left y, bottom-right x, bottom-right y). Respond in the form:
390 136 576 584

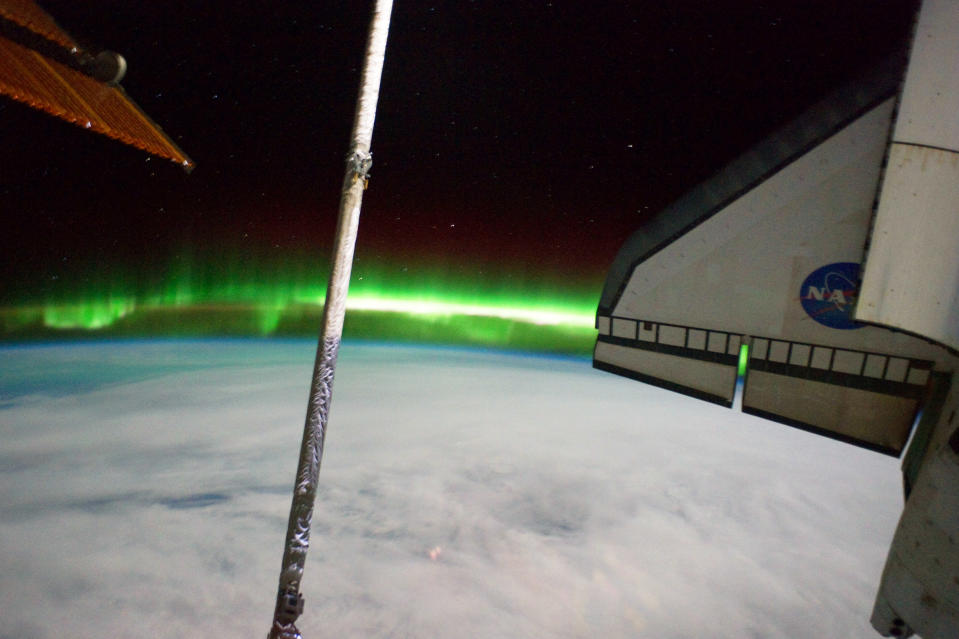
0 341 901 638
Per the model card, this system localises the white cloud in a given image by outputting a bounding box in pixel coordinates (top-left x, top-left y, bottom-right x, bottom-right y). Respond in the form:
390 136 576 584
0 341 901 638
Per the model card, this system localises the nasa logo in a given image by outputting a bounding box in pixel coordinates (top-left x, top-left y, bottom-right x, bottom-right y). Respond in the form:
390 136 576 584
799 262 864 330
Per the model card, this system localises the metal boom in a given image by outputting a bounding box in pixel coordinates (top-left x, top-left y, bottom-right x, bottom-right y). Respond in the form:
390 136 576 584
267 2 393 637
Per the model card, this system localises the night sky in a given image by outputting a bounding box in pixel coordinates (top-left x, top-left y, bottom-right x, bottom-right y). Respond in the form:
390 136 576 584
1 1 918 348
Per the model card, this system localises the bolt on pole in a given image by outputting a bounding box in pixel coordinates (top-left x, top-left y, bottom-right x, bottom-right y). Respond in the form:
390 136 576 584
267 2 393 638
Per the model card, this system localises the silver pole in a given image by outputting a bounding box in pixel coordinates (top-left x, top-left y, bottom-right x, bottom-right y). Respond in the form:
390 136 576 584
268 2 393 637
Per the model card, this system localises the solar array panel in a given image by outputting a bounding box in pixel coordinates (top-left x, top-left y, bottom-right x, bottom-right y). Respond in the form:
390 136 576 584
0 0 193 169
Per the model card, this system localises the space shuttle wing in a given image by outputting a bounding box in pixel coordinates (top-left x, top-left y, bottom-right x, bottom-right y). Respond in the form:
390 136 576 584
595 318 742 407
594 54 950 456
598 5 959 634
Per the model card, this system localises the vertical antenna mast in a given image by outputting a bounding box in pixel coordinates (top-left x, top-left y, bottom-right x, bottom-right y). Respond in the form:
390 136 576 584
267 2 393 637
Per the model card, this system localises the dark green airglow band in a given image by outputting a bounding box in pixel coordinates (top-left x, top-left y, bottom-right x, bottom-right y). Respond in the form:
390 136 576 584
1 263 601 354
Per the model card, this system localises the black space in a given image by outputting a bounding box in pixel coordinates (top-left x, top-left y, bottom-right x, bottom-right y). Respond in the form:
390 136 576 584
2 1 918 300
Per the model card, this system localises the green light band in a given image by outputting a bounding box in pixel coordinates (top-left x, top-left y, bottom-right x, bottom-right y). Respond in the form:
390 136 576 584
2 252 602 353
42 299 138 330
22 293 594 331
345 295 593 327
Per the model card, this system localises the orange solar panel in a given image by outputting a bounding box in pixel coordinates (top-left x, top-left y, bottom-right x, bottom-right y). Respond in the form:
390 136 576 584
0 0 76 49
0 1 193 170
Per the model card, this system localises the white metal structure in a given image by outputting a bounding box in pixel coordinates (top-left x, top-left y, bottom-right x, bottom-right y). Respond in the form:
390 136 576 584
595 1 959 636
857 0 959 353
267 2 393 638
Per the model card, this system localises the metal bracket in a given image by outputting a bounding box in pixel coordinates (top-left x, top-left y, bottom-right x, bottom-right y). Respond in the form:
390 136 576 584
278 589 304 623
347 150 373 189
267 588 305 639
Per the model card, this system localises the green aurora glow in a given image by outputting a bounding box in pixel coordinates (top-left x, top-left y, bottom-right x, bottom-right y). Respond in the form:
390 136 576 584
1 251 765 368
0 249 765 367
2 255 601 354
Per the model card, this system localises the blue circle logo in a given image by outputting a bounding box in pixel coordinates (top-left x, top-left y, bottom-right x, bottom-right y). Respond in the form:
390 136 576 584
799 262 864 330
